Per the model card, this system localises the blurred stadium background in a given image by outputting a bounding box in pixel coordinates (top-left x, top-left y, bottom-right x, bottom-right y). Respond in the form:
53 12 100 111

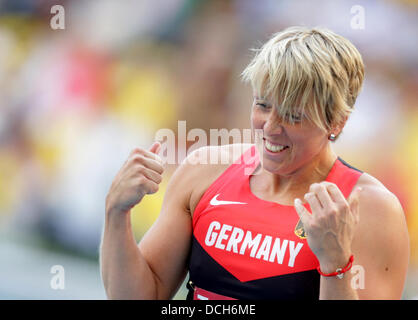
0 0 417 299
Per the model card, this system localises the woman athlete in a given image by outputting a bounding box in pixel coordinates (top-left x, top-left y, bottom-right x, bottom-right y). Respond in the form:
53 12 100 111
100 26 409 300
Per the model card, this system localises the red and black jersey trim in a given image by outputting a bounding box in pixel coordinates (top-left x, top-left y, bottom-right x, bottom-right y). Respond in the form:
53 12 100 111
186 236 320 300
338 157 362 173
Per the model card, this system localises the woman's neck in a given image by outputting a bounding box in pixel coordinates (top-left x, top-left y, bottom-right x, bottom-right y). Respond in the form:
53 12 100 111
252 145 338 203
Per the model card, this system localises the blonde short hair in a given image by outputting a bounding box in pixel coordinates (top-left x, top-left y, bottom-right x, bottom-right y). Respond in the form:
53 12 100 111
242 26 364 135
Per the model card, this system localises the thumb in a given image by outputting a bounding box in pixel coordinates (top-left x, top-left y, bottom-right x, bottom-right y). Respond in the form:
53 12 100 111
294 198 311 227
149 141 161 155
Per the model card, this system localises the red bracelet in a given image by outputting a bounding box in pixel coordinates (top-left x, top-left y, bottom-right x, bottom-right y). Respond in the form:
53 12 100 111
317 255 354 279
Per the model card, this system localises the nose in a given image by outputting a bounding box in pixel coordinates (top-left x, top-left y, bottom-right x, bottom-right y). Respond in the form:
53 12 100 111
263 107 284 135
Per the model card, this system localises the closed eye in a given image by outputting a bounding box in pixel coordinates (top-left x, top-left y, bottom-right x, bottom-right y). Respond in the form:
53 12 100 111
256 103 270 109
290 114 302 122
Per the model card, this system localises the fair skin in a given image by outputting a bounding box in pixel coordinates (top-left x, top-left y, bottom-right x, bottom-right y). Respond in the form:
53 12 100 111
100 98 409 300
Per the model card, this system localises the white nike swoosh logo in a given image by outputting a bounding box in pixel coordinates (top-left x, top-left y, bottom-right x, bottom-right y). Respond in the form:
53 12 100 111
210 194 247 206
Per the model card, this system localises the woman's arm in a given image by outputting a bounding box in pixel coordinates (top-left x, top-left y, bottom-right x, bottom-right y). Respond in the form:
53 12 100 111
295 179 409 300
350 185 409 299
100 144 198 299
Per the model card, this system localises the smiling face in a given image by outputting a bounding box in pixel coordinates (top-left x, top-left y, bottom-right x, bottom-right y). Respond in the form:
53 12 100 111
242 27 365 177
251 96 331 176
242 27 364 157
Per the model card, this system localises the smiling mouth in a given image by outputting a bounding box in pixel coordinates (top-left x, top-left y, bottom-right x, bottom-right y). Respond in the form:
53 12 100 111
264 139 289 153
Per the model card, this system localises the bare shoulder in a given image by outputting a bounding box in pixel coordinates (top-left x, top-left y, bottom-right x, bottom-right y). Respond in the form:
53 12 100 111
184 143 254 165
181 143 254 215
355 172 405 219
353 172 409 252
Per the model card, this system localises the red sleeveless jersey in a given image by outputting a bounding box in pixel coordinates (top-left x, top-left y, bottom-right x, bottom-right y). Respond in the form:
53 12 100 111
187 145 362 300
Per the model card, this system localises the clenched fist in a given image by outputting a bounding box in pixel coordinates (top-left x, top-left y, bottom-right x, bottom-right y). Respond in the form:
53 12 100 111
294 181 362 272
105 141 164 215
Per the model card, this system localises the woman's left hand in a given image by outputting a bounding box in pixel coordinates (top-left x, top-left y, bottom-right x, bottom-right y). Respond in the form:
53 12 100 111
294 182 362 273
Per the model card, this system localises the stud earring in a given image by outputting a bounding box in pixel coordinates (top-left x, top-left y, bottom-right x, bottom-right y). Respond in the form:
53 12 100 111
328 133 336 141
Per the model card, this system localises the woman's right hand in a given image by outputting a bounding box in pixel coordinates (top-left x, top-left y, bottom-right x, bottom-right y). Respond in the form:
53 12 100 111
105 141 164 215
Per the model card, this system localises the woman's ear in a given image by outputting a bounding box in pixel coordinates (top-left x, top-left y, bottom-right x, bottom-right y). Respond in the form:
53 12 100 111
328 116 349 141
